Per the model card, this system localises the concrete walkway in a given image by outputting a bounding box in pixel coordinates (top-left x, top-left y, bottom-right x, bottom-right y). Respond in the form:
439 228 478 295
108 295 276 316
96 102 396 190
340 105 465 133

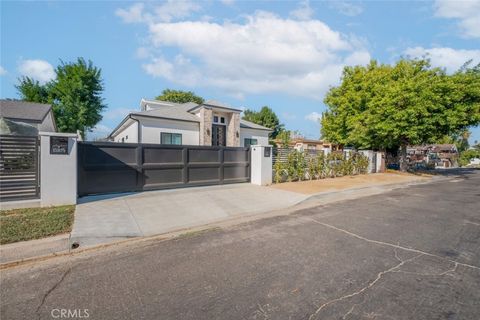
71 184 307 247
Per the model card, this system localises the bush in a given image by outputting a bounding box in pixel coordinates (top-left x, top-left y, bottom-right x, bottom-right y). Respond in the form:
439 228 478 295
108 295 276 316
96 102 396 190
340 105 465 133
273 150 370 183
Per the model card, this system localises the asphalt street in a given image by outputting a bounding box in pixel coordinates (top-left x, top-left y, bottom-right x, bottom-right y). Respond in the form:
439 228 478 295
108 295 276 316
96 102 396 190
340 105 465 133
1 169 479 320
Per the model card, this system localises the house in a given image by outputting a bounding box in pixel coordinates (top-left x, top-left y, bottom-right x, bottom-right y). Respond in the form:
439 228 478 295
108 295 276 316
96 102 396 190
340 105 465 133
108 99 272 147
274 135 340 153
407 144 458 169
0 100 57 132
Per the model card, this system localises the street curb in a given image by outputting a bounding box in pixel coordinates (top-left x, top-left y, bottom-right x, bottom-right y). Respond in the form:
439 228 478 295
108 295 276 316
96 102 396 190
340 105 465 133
0 175 448 270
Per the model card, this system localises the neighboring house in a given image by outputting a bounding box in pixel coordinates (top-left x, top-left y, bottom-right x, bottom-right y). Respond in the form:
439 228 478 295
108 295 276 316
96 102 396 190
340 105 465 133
108 99 272 147
274 136 340 153
0 100 57 132
407 144 458 169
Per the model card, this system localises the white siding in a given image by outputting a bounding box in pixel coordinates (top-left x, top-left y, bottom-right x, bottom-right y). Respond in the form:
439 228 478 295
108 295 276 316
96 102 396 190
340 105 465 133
240 128 270 146
113 119 138 143
140 118 199 145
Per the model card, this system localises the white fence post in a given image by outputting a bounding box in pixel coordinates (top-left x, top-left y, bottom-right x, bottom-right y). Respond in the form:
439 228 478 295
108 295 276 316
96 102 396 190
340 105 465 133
250 145 273 186
39 132 78 206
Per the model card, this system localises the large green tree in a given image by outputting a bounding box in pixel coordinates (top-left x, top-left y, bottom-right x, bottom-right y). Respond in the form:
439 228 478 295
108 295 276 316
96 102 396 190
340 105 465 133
242 106 284 139
321 59 480 171
16 78 50 104
16 58 106 138
156 89 204 104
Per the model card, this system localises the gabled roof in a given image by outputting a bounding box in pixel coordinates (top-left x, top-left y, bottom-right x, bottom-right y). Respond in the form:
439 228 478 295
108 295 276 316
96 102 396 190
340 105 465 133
240 119 272 131
0 99 52 123
132 106 200 123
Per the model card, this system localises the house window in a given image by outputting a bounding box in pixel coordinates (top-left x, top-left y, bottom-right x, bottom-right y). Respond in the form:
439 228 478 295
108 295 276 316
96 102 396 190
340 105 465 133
213 116 219 123
125 135 128 140
220 117 225 124
244 138 258 147
161 133 182 145
121 137 125 143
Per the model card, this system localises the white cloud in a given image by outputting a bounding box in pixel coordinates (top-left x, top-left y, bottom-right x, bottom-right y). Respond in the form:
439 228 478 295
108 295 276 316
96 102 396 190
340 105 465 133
116 1 200 24
434 0 480 38
123 9 370 99
305 112 322 122
18 59 55 84
115 3 145 23
87 124 112 140
0 66 6 76
290 0 314 21
330 1 363 17
404 46 480 73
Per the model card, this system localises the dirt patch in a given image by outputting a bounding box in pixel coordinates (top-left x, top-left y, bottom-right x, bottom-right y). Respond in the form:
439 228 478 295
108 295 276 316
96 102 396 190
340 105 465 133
269 173 430 195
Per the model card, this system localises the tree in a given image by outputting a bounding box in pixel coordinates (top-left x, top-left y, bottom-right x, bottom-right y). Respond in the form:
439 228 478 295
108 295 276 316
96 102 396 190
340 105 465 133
242 106 284 139
156 89 204 104
16 58 106 138
437 129 470 153
321 59 480 171
16 77 49 103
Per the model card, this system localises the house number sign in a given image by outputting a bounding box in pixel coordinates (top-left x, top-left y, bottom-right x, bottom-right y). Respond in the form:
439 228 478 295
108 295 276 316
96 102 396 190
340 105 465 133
264 147 271 157
50 136 69 155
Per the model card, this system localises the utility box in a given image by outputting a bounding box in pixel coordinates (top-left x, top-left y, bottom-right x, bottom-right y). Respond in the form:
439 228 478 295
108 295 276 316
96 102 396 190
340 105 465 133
251 145 272 186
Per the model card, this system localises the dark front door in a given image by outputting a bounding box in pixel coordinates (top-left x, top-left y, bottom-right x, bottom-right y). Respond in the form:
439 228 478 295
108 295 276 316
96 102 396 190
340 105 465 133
212 124 226 146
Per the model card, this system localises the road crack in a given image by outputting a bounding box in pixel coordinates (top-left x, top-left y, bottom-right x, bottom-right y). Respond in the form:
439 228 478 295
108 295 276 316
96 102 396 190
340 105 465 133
304 217 480 272
307 253 422 320
35 267 72 320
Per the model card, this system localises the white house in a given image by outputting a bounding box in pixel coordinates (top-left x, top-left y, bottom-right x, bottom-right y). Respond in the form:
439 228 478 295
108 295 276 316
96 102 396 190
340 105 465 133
108 99 272 147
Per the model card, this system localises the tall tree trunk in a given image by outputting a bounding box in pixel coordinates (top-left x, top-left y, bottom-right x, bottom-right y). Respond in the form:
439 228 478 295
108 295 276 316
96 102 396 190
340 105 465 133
399 140 408 172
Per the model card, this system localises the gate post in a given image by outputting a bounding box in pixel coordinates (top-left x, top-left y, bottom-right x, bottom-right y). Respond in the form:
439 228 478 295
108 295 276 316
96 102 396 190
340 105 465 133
250 145 272 186
39 132 79 206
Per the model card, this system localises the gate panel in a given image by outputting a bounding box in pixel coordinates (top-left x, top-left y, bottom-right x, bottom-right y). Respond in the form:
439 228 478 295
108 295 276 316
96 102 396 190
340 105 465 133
0 135 40 202
78 142 250 196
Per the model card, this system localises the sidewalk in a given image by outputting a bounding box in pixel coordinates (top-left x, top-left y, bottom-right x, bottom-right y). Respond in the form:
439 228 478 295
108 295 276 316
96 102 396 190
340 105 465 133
0 172 433 266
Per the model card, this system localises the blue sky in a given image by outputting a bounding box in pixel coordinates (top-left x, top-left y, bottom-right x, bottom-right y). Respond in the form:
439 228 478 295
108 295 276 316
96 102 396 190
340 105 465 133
1 0 479 143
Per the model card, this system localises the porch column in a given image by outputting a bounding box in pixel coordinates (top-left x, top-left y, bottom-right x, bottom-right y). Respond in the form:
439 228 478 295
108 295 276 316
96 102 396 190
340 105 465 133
227 113 240 147
199 108 212 146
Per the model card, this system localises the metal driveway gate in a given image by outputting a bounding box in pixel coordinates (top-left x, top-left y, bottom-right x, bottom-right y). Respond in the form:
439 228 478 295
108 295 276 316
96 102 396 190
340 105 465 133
0 135 40 202
78 142 250 196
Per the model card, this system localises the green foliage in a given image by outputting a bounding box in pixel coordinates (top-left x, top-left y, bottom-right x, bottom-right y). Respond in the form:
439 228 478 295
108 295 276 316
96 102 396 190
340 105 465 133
0 205 75 244
459 149 480 166
16 77 49 103
273 150 369 183
276 130 291 147
321 59 480 170
156 89 204 104
15 58 106 138
50 58 106 137
242 106 284 139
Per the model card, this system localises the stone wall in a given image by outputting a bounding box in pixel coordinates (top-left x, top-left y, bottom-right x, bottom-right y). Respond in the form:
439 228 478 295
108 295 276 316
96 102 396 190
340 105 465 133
227 112 240 147
199 108 212 146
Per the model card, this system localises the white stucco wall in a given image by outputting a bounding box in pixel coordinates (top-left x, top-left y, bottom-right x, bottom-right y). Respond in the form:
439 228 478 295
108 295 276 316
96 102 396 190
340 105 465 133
140 118 200 145
39 132 78 206
251 145 273 185
240 128 270 146
113 119 138 143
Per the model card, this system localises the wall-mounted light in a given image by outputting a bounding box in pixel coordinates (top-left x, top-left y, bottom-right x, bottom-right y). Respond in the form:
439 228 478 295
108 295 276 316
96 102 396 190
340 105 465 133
236 131 239 138
206 128 210 135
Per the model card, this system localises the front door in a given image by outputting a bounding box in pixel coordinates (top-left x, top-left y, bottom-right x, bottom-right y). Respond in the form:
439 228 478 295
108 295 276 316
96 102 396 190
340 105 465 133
212 124 226 146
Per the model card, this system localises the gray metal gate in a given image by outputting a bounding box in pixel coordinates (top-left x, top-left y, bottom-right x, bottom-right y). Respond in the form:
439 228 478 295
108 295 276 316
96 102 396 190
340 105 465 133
0 135 40 202
78 142 250 196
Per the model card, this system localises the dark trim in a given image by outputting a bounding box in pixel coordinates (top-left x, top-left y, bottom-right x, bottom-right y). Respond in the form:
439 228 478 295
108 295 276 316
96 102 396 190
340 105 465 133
187 104 243 113
132 113 199 124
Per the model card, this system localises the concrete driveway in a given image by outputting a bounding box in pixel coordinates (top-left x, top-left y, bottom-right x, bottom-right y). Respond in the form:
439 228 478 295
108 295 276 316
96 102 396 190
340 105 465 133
71 183 307 246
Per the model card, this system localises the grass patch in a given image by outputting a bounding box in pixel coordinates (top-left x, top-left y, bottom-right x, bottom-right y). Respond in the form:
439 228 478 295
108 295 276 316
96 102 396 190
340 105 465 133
0 205 75 245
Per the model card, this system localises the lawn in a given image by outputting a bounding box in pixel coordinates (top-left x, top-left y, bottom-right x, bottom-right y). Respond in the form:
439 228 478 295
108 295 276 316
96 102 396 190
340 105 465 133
0 205 75 245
